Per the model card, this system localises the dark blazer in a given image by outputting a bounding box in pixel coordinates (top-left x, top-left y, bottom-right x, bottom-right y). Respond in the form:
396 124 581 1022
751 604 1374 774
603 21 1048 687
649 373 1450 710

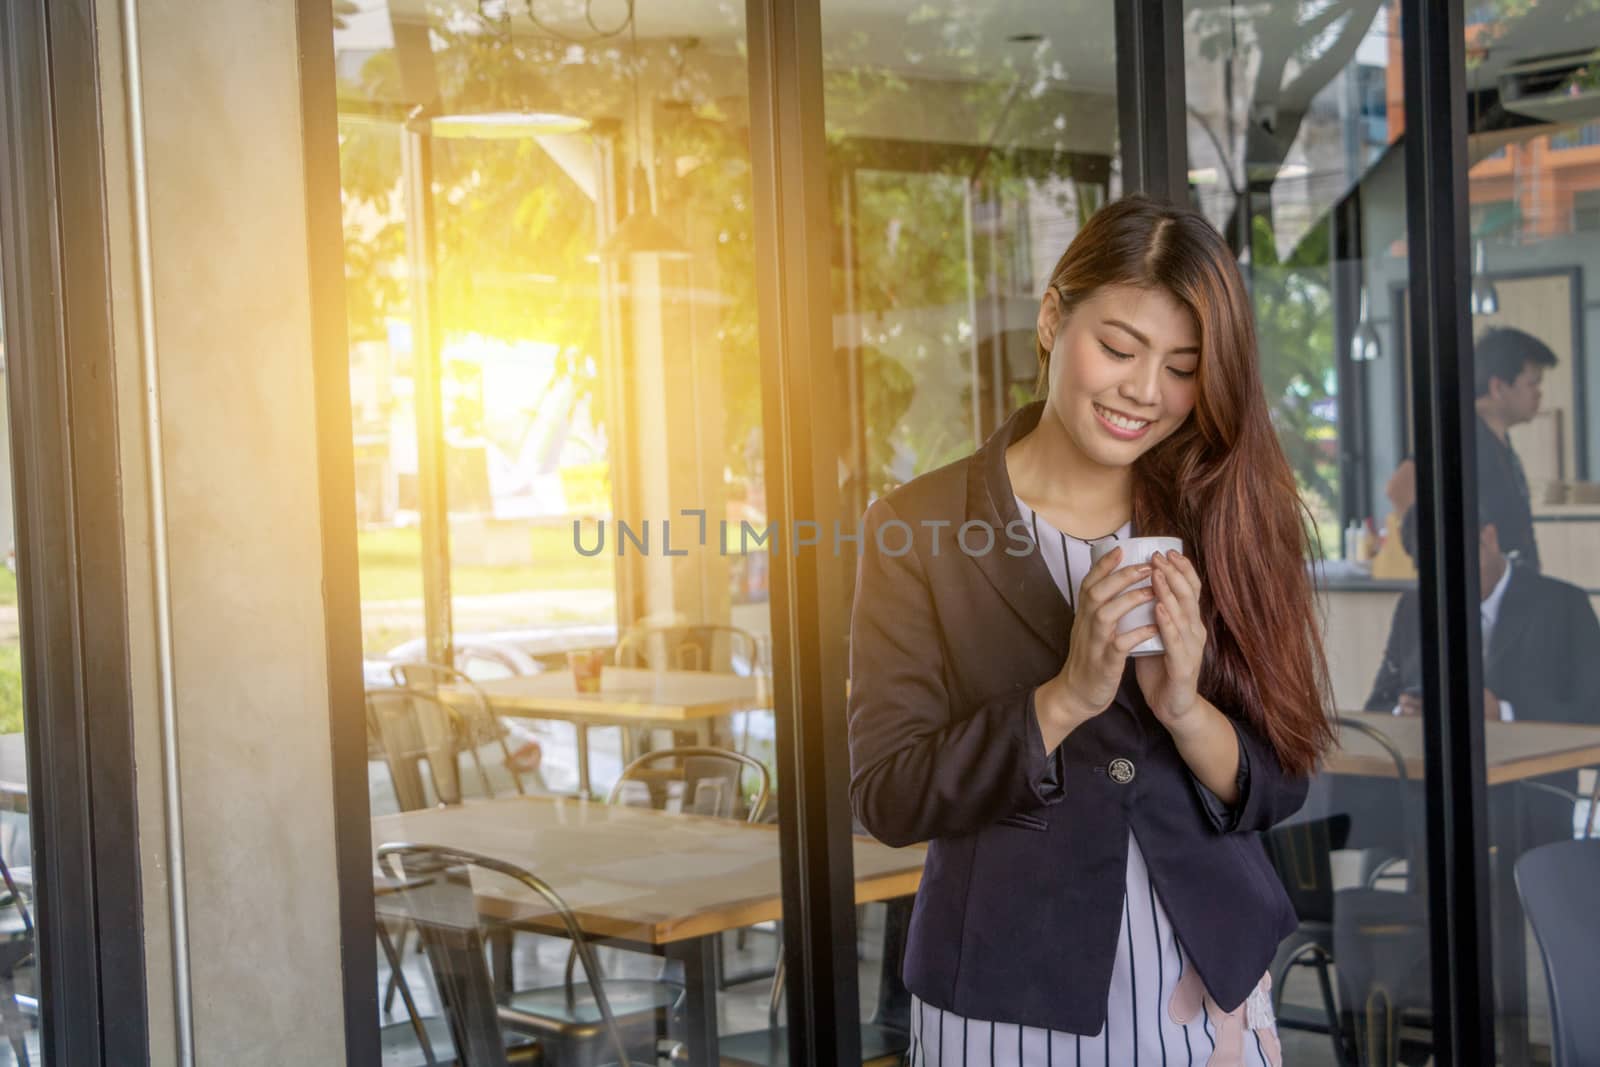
1363 565 1600 725
846 401 1308 1035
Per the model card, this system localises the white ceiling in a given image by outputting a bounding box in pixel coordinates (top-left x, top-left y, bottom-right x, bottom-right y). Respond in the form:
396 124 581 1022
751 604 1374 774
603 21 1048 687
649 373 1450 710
335 0 1600 118
338 0 1121 91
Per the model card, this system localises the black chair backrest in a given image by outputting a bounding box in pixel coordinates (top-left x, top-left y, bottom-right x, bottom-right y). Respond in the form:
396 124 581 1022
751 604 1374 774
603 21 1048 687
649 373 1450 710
1263 814 1350 925
1516 840 1600 1066
378 843 634 1067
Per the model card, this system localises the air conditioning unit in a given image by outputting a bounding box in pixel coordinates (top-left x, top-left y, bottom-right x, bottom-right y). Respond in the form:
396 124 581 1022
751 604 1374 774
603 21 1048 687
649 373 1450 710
1499 50 1600 124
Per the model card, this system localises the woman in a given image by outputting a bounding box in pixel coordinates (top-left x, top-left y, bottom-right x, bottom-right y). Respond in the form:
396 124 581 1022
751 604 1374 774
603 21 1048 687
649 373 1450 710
847 196 1333 1066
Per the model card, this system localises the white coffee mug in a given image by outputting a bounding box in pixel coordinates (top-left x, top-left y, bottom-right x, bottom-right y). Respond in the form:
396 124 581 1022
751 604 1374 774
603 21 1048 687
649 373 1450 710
1089 536 1184 657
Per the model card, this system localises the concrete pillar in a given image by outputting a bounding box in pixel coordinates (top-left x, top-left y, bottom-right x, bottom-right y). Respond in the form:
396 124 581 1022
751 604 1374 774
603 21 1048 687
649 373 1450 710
94 0 350 1062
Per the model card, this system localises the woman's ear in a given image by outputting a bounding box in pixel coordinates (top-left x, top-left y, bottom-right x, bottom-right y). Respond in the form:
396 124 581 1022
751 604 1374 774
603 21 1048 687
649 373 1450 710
1037 287 1064 355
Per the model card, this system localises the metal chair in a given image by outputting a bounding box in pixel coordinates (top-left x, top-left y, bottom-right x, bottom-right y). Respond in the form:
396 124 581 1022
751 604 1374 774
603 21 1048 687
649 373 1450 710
1321 718 1433 1067
613 624 762 755
717 955 907 1067
391 661 545 797
612 624 761 676
605 746 775 995
378 843 679 1067
1330 889 1431 1067
1262 815 1352 1066
1518 774 1600 841
1515 839 1600 1067
367 687 470 811
1335 716 1420 893
0 852 34 1066
368 688 473 1017
607 745 770 823
374 872 545 1067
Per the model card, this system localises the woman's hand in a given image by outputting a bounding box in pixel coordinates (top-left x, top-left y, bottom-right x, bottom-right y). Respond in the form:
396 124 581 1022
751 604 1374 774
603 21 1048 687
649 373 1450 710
1135 550 1209 734
1037 547 1159 740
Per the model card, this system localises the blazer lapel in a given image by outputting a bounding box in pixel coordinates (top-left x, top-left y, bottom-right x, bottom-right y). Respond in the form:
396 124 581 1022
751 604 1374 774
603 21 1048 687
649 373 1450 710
965 401 1074 655
1484 565 1530 682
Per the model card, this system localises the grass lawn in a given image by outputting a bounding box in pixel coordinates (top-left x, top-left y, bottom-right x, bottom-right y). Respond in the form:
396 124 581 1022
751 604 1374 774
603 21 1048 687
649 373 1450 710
358 523 612 602
0 643 21 734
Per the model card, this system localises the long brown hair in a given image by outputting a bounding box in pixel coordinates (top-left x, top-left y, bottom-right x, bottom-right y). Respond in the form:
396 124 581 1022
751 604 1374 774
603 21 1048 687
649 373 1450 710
1039 196 1334 776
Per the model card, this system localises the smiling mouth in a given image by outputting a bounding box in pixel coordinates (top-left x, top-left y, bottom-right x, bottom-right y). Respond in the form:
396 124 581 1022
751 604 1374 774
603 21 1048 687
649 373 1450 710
1093 402 1152 434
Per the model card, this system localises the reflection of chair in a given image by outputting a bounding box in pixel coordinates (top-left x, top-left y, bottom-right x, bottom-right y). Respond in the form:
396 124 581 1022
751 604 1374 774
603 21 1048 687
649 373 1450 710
1334 717 1418 892
367 687 468 810
1518 775 1600 841
368 688 473 1016
1262 815 1352 1066
613 624 760 676
613 624 762 754
1516 840 1600 1067
374 872 543 1067
0 853 34 1066
391 661 545 796
378 844 679 1067
608 746 770 823
598 747 775 994
1331 889 1431 1067
1324 715 1432 1067
718 957 907 1067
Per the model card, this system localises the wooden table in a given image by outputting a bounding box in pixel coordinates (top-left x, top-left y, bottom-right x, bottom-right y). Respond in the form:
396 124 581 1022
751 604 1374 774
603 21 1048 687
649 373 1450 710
371 794 924 1066
1325 712 1600 1066
1327 711 1600 783
445 669 770 795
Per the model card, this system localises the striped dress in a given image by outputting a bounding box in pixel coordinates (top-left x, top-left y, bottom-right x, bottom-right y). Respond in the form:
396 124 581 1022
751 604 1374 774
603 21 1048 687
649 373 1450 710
903 502 1281 1067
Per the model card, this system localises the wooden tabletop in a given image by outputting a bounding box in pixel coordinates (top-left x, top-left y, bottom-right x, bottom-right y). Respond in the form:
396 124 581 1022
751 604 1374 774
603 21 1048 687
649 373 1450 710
371 795 923 944
443 668 769 724
1326 711 1600 785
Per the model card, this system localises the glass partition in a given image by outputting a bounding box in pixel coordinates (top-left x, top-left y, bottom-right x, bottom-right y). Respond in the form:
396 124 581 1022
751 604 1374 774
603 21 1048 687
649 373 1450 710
0 276 40 1063
1186 2 1433 1062
822 0 1120 1046
1458 5 1600 1065
332 4 803 1062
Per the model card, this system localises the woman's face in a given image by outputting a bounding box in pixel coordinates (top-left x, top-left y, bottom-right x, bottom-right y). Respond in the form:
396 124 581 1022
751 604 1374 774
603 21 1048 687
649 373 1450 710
1037 282 1201 469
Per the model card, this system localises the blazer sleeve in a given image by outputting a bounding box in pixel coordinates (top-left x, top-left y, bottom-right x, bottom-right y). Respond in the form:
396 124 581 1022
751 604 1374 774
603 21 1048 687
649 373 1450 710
1223 712 1310 833
847 497 1067 848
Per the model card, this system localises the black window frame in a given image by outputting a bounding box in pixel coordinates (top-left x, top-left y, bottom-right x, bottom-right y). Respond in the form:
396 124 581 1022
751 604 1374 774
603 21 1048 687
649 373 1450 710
0 0 150 1063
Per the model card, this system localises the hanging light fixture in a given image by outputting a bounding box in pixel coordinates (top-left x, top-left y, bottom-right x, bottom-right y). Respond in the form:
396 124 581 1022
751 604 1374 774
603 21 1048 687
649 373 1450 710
398 4 590 140
1470 238 1500 316
1350 286 1381 363
598 8 690 260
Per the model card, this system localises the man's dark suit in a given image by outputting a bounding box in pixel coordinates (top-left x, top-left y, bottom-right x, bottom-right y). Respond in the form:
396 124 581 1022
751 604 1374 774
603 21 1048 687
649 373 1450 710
1364 565 1600 726
1360 565 1600 847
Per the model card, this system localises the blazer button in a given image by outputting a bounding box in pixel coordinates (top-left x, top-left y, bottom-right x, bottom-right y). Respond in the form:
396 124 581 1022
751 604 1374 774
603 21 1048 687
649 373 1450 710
1108 758 1136 785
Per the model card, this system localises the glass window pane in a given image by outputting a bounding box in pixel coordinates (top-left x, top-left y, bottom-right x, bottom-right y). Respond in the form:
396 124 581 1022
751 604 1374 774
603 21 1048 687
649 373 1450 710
1460 6 1600 1065
824 0 1118 1053
1186 3 1427 1064
334 5 790 1062
0 287 40 1062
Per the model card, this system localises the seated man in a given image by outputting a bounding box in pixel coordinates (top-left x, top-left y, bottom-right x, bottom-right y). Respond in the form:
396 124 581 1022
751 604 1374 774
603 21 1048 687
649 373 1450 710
1361 518 1600 849
1365 521 1600 728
